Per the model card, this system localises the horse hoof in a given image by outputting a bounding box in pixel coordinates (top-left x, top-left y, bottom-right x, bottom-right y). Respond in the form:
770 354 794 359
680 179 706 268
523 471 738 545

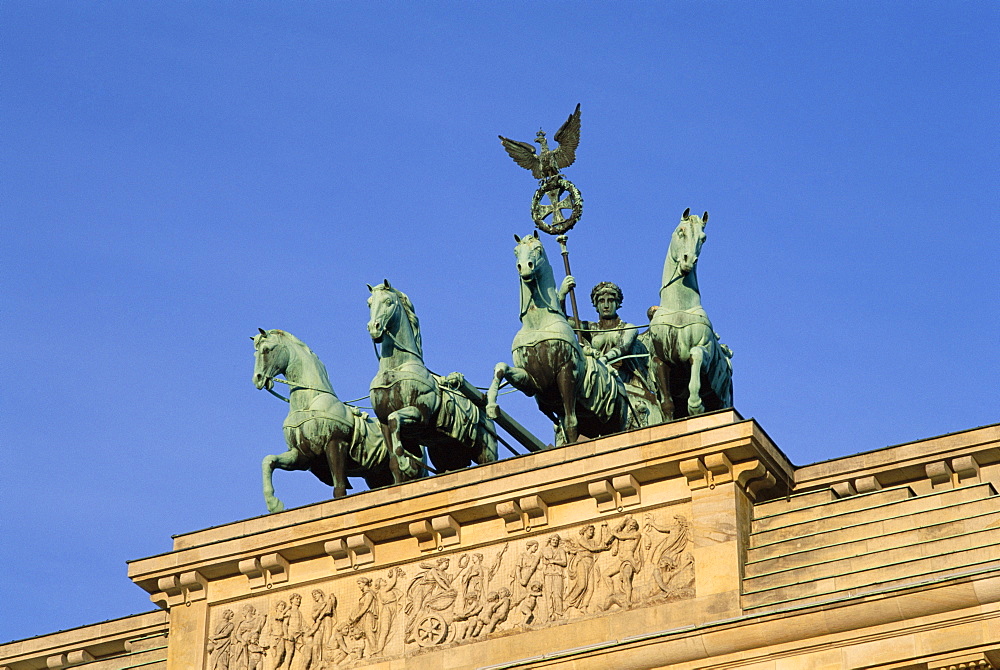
267 499 285 514
486 404 499 419
688 403 705 416
333 487 347 499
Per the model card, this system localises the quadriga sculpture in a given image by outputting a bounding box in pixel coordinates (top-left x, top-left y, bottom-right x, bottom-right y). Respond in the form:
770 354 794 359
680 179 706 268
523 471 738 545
367 280 497 480
252 329 415 512
648 209 733 420
486 232 629 444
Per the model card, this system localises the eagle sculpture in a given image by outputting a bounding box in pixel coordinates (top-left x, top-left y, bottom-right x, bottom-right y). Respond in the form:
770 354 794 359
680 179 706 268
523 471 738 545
499 103 581 180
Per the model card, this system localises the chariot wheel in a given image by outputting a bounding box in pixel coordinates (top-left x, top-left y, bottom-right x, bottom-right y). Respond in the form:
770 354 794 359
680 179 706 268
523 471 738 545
531 177 583 234
415 613 448 647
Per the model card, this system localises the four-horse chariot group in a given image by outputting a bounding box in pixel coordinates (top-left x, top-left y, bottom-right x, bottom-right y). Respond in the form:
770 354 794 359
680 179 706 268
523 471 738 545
252 209 733 512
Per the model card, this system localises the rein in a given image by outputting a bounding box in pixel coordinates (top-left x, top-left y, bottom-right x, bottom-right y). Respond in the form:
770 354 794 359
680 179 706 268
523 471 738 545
264 378 370 406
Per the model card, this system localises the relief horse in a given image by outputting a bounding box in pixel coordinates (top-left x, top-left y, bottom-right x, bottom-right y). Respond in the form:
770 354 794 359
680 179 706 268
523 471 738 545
648 209 733 420
367 281 497 481
253 328 414 512
486 232 629 444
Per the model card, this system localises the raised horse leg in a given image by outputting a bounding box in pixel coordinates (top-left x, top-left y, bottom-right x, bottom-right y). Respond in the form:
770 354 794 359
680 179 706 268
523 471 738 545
261 448 306 513
687 346 708 416
486 362 537 419
387 405 425 483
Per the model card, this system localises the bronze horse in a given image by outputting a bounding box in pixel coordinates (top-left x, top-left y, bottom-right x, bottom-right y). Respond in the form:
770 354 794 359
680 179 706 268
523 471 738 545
486 233 629 444
367 281 497 480
252 329 412 512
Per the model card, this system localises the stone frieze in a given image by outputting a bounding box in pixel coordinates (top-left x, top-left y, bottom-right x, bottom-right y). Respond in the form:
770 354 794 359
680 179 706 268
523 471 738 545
203 508 694 669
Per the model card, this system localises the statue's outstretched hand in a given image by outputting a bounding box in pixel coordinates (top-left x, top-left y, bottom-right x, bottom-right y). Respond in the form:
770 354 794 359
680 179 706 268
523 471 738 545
559 275 576 300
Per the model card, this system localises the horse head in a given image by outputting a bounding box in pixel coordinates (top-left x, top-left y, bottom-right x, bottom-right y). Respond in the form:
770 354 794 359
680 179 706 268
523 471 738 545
252 328 289 391
513 230 548 283
669 208 709 276
367 280 422 356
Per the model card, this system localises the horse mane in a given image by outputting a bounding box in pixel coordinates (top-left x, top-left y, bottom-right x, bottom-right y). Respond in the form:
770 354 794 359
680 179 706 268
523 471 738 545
263 330 335 392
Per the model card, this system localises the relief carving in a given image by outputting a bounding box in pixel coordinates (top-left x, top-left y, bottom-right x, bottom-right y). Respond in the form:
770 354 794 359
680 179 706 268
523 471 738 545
205 509 694 668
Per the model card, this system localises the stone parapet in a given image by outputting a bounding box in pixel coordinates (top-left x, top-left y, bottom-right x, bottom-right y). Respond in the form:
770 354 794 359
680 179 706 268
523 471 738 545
789 423 1000 499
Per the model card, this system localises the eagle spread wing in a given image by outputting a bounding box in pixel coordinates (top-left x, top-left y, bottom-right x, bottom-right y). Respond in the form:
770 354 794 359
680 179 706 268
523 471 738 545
499 103 582 179
498 135 542 178
552 103 581 170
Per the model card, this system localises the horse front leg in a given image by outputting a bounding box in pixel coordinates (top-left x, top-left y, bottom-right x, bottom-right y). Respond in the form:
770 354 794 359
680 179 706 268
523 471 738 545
486 362 536 419
378 422 404 484
556 364 579 444
388 405 425 479
261 448 305 513
687 346 708 416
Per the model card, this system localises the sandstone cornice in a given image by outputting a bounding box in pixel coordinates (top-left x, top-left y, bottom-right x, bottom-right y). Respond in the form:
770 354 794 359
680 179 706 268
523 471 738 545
790 423 1000 497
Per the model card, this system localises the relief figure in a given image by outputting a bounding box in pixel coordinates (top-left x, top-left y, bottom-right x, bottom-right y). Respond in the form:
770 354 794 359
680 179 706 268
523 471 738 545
644 514 695 598
207 609 235 670
263 600 289 670
602 515 644 609
284 593 308 670
564 523 611 612
511 582 544 626
231 605 265 670
478 588 511 637
307 590 336 664
541 534 567 620
346 578 379 657
512 540 540 603
373 567 404 655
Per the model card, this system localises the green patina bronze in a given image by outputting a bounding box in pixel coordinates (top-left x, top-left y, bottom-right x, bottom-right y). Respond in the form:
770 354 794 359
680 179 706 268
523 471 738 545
573 281 663 428
367 280 498 480
499 103 584 235
486 233 629 445
252 329 414 513
648 209 734 420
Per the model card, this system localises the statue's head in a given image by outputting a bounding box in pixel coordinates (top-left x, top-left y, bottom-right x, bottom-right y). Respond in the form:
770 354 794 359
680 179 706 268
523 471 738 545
581 525 595 539
670 208 709 276
590 282 623 319
289 593 302 606
311 589 324 602
547 534 561 547
526 540 539 553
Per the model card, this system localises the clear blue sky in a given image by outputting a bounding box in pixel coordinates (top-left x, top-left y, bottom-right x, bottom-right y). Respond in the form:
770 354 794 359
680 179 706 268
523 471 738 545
1 2 996 644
